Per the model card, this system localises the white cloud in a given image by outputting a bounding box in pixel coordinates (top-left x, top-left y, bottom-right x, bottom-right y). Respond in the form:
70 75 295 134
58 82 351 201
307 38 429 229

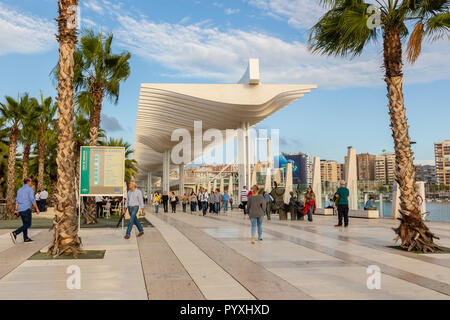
0 3 55 55
225 8 241 15
82 0 105 15
245 0 325 29
112 13 382 88
111 5 449 89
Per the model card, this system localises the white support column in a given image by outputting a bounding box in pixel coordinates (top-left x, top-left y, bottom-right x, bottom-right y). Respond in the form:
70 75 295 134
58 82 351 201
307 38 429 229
220 176 224 194
346 147 358 210
312 157 322 209
264 167 272 192
238 122 247 193
267 138 273 170
417 181 426 217
284 162 293 204
147 172 152 196
392 181 401 219
162 150 170 194
246 122 251 188
179 164 184 196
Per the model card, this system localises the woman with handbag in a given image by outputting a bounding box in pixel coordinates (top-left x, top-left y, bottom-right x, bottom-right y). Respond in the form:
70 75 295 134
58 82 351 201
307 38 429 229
152 192 161 213
302 186 316 222
247 185 266 244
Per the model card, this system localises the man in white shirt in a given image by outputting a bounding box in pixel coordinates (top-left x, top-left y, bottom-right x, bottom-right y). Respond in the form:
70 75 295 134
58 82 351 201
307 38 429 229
95 195 105 218
240 186 249 215
39 189 48 212
35 191 41 213
198 187 209 216
123 181 145 239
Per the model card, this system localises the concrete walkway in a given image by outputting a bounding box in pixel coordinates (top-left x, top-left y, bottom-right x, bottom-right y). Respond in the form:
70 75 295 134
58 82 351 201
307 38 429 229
0 208 448 300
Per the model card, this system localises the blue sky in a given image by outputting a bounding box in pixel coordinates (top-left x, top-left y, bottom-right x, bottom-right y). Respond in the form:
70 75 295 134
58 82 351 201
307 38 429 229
0 0 449 165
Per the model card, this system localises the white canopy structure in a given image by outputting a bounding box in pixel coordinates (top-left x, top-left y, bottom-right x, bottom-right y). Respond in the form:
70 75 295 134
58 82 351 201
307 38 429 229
133 59 316 194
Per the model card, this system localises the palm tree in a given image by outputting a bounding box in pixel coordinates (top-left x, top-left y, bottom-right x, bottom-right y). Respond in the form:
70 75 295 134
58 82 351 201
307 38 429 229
0 117 9 199
19 100 40 182
33 94 57 191
99 137 138 185
308 0 449 252
74 29 131 146
47 0 82 257
0 93 31 219
72 29 130 224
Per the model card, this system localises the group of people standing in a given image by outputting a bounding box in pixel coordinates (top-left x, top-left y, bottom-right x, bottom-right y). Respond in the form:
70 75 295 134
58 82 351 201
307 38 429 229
34 188 48 213
151 189 234 216
303 180 351 227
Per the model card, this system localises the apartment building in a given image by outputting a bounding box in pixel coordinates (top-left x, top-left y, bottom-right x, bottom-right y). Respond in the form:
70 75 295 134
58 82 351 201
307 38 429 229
435 140 450 185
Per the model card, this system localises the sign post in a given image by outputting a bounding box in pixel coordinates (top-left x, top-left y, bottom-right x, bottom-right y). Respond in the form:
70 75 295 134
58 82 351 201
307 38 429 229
78 146 126 231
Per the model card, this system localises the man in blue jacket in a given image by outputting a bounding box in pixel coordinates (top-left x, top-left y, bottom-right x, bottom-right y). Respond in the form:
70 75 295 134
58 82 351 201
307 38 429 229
10 178 40 244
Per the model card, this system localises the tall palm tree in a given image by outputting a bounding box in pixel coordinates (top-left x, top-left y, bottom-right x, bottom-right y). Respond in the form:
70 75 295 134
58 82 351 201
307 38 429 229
0 117 9 199
74 29 131 146
308 0 449 252
0 94 31 219
73 29 131 224
99 137 138 185
19 100 40 182
33 94 57 191
47 0 82 257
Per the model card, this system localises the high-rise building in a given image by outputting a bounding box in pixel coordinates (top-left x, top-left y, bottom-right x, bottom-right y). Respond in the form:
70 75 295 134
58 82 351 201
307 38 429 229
356 153 376 181
415 165 437 185
320 160 342 183
375 155 386 183
435 140 450 185
375 153 396 185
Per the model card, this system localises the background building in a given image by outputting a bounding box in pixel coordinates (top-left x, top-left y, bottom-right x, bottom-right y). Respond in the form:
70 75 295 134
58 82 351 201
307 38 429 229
320 160 343 183
435 140 450 185
356 153 376 181
375 153 395 185
415 164 437 185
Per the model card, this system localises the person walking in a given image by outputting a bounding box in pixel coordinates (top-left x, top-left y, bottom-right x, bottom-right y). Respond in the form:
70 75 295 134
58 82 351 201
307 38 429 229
181 193 188 212
123 181 145 239
190 192 197 213
263 191 271 220
229 194 233 210
161 191 169 213
240 186 249 215
222 191 229 212
208 190 215 213
35 190 41 213
198 188 208 216
10 178 40 244
39 188 48 212
152 191 161 213
303 186 316 222
335 180 350 227
95 195 105 218
170 192 177 213
213 188 221 214
247 185 266 244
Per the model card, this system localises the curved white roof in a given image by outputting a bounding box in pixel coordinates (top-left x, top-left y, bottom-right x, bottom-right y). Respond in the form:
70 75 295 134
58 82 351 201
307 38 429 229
133 60 316 180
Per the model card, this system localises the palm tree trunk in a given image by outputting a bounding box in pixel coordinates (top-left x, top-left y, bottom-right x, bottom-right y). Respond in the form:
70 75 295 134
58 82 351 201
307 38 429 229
37 125 45 191
383 29 439 252
5 126 18 220
89 85 103 147
84 86 103 224
22 143 31 181
47 0 83 257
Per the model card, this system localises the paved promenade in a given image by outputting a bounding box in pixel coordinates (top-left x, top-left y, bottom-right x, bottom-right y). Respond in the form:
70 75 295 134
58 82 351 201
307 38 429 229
0 207 449 300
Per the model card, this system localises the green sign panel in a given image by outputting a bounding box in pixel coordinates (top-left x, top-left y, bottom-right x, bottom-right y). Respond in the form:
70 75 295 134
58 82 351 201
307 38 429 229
79 146 125 196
